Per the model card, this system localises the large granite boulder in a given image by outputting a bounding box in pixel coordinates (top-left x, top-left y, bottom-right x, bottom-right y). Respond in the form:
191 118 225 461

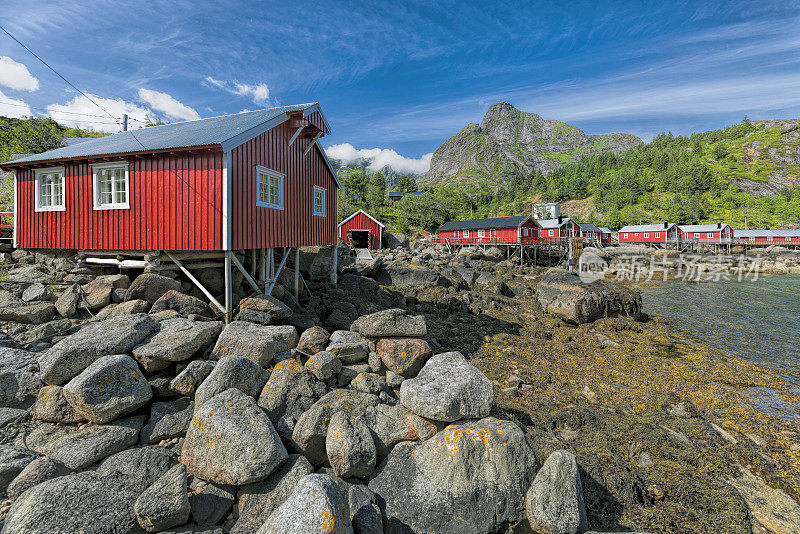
235 294 293 325
62 354 152 424
45 415 145 470
536 268 643 324
304 350 342 381
181 388 288 485
376 338 432 378
296 326 330 355
257 359 327 421
0 302 56 324
399 351 493 422
350 309 426 338
150 290 215 318
140 398 194 444
211 322 297 367
0 347 43 408
369 417 537 533
6 456 68 502
1 470 149 534
378 265 450 289
526 450 588 534
0 446 39 497
134 464 191 532
38 313 156 385
194 355 268 410
326 411 376 478
125 273 182 305
231 454 314 534
257 474 351 534
170 360 215 397
293 389 432 465
32 385 84 423
132 318 223 372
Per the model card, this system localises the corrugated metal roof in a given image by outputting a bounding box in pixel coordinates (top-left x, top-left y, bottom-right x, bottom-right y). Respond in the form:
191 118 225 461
537 217 572 228
735 229 800 237
678 224 729 232
618 223 675 232
598 227 612 234
577 222 601 233
4 103 319 164
438 215 531 232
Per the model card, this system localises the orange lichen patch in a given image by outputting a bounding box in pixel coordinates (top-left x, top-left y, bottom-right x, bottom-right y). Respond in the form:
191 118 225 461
320 509 335 532
433 423 503 458
276 359 303 372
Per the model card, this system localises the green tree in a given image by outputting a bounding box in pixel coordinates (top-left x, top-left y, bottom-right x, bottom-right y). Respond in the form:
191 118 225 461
396 174 418 192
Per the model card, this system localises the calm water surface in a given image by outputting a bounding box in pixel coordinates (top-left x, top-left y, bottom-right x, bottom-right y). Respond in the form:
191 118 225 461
638 275 800 419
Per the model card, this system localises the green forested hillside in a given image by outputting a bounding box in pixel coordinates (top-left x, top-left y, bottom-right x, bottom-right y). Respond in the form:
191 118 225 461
0 117 109 211
339 118 800 233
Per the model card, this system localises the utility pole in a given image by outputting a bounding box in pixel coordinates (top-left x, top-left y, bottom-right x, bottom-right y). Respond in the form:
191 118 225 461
122 114 128 131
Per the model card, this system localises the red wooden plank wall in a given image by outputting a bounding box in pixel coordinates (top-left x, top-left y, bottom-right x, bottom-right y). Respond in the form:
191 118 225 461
16 152 223 250
304 110 329 134
339 212 382 249
230 121 338 249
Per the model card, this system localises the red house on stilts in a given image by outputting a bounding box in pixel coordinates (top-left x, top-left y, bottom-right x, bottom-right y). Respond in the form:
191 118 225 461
1 103 341 320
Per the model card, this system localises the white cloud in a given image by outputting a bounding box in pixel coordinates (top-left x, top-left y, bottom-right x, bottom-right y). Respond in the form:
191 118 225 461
137 88 200 121
233 83 270 104
46 93 150 132
0 89 32 116
325 143 433 175
204 76 271 104
0 56 39 91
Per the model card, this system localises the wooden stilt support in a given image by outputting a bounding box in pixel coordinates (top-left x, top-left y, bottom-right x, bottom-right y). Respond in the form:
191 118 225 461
267 249 290 295
259 248 266 284
294 248 300 300
224 251 233 324
164 251 225 314
231 252 260 293
331 243 338 286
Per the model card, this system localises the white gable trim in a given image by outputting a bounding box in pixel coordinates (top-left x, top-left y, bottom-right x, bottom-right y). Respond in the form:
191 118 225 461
316 141 342 189
338 209 384 229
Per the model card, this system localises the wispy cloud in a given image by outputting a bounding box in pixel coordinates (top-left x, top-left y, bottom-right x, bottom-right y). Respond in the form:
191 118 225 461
138 88 200 121
0 89 32 117
0 56 39 91
47 94 150 132
326 143 433 174
204 76 270 104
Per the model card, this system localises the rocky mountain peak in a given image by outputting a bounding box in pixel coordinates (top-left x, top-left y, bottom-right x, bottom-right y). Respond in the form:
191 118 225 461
422 102 642 186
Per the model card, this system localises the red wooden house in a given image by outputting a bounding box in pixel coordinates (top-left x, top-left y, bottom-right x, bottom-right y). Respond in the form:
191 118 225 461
733 229 800 245
338 209 384 249
1 103 340 319
436 215 539 243
618 223 678 244
536 216 577 239
598 227 613 245
678 223 732 241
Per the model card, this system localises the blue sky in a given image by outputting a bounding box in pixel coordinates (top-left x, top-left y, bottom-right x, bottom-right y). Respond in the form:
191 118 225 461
1 1 799 173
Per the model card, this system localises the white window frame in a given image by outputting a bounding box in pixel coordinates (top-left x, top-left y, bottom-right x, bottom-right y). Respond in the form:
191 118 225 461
787 237 792 242
313 186 326 216
707 232 713 239
655 232 660 238
255 165 284 210
34 166 66 212
477 229 485 237
623 233 628 239
92 162 130 210
548 229 554 237
644 233 649 238
462 230 469 238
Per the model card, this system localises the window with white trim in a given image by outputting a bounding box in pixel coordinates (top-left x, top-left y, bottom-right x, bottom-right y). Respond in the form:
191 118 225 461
707 232 713 238
787 237 792 242
478 229 485 237
313 186 325 216
92 162 129 210
644 233 649 238
256 166 284 209
462 230 469 238
623 233 628 239
548 229 554 237
34 167 65 211
655 232 660 238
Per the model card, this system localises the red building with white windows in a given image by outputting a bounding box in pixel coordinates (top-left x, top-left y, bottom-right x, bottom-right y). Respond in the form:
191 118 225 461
338 209 384 249
732 229 800 245
436 215 539 244
617 223 679 243
1 103 340 318
536 216 577 240
678 223 733 241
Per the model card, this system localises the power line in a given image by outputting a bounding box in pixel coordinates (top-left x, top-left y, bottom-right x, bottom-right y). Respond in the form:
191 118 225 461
0 23 118 121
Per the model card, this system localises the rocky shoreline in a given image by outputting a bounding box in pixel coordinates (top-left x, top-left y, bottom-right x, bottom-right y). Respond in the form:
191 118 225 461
0 244 796 533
